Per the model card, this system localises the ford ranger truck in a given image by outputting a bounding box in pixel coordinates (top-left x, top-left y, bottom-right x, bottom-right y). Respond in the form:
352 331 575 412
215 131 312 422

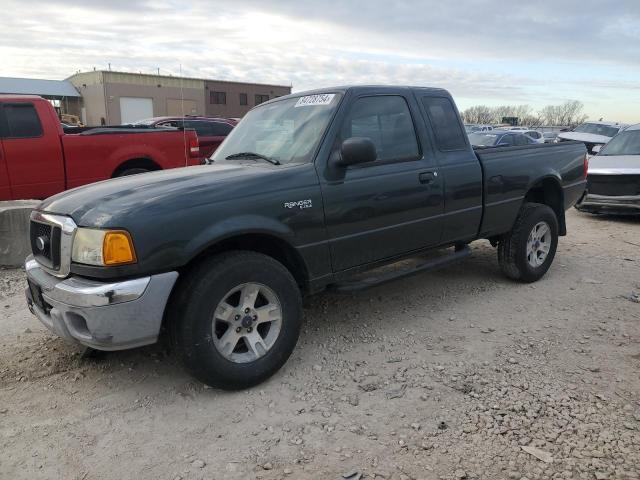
24 86 588 390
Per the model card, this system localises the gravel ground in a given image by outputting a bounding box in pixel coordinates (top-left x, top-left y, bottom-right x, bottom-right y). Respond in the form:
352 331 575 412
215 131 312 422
1 209 639 480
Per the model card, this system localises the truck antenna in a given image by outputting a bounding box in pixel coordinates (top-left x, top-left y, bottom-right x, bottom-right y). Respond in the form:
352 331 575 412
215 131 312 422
179 64 188 167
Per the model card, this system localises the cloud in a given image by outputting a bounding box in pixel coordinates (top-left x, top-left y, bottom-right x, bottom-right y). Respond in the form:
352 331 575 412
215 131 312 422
1 0 639 121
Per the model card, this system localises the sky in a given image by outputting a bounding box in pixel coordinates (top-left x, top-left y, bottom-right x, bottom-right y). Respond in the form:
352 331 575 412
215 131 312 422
1 0 639 122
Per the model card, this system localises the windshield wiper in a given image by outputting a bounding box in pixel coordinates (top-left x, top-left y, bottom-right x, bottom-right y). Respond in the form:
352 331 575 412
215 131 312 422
225 152 281 165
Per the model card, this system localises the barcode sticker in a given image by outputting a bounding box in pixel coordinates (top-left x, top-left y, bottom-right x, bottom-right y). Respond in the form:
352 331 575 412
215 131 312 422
295 94 335 107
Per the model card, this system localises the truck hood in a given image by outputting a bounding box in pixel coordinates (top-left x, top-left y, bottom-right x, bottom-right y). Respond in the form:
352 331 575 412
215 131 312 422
558 132 612 145
588 154 640 175
39 163 275 226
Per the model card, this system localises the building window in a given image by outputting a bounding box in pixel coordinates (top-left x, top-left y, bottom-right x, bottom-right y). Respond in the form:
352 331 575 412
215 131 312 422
255 94 270 105
210 91 226 105
239 93 248 106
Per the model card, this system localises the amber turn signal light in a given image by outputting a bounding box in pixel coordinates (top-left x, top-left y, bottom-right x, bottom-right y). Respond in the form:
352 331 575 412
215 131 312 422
102 230 137 266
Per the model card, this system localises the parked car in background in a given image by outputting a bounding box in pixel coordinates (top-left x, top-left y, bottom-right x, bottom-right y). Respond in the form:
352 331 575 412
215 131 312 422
465 124 494 133
0 95 202 200
556 121 628 154
575 124 640 214
134 116 236 157
521 130 544 144
469 130 537 148
543 132 558 143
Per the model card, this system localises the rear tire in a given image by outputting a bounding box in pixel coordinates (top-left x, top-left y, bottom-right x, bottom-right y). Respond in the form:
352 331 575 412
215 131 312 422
497 202 558 283
169 251 303 390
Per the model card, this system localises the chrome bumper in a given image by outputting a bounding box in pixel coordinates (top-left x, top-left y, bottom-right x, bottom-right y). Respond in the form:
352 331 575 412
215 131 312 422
25 256 178 351
577 193 640 213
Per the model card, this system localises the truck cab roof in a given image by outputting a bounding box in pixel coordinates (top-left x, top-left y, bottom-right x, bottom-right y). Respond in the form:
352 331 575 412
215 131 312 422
263 85 451 105
0 94 43 100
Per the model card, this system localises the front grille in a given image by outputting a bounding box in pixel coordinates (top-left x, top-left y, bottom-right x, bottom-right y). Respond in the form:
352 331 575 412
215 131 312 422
30 220 61 269
588 174 640 197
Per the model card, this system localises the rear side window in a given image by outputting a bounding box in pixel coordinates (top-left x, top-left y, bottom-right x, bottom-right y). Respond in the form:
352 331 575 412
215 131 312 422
183 121 213 136
342 95 420 162
210 122 233 136
421 97 467 151
2 103 43 138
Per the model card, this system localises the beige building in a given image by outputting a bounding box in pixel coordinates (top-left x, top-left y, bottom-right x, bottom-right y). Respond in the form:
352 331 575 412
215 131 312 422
67 70 291 126
205 79 291 118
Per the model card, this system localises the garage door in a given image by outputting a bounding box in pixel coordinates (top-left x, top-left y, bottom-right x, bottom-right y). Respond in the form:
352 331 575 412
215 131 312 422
119 97 154 124
167 99 197 116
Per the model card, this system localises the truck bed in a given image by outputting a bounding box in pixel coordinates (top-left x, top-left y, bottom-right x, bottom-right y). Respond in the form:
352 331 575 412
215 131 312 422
61 125 184 135
475 141 588 238
60 128 199 190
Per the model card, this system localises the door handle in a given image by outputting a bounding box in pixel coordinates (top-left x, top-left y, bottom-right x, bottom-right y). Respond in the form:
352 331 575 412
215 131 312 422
419 171 437 184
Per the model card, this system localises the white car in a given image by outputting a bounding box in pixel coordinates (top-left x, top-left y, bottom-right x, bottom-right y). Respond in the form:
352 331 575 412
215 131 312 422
465 124 494 133
523 130 544 144
575 124 640 214
556 121 629 154
496 128 545 144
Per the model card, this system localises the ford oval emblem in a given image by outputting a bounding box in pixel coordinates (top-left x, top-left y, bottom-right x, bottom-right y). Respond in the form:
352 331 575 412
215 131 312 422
36 236 47 251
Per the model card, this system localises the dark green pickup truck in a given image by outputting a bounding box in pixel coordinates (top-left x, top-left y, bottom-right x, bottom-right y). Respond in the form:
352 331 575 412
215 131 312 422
25 86 587 389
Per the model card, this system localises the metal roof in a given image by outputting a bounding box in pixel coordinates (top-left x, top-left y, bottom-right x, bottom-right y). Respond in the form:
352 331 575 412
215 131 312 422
0 77 80 97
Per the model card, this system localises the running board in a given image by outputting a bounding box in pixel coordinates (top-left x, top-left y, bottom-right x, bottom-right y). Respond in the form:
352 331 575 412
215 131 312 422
330 245 471 293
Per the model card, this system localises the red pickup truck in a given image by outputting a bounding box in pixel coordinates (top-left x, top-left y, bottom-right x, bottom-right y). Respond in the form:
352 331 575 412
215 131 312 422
0 95 202 200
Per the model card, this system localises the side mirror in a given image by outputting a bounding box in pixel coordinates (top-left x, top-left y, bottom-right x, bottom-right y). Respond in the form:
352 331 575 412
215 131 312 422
338 137 377 167
591 145 602 154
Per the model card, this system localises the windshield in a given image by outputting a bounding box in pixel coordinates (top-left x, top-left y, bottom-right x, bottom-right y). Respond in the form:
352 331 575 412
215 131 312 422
599 130 640 156
468 133 498 146
573 123 620 138
212 93 342 165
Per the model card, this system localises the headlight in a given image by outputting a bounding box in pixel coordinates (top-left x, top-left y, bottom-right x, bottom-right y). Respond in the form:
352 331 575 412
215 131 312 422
72 228 137 266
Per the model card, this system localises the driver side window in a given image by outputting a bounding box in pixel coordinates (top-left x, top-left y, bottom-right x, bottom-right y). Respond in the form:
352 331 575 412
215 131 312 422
501 135 515 146
341 96 420 162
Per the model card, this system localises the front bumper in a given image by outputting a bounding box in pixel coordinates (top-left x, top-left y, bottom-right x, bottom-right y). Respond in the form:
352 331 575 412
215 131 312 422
25 256 178 350
576 192 640 214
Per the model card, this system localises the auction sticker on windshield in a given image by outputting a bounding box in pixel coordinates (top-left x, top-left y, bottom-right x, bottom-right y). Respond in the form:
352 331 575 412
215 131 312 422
295 94 335 107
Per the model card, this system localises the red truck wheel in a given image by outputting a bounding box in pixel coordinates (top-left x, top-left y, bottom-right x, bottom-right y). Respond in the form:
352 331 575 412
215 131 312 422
115 168 149 177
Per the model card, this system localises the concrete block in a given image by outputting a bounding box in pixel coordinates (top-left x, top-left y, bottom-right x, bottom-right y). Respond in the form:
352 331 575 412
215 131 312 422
0 200 40 267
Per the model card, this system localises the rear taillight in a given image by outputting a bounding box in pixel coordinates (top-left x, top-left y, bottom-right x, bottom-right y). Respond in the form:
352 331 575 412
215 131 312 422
189 137 200 157
583 153 589 179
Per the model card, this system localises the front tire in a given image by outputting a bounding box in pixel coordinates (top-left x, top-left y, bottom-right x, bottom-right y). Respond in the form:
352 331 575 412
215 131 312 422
497 202 559 283
169 251 303 390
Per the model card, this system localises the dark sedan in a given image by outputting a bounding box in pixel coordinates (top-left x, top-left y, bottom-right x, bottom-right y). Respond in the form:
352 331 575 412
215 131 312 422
134 116 237 157
469 130 537 148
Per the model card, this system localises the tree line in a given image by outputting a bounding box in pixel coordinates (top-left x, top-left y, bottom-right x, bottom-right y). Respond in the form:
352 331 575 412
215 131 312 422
461 100 588 127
